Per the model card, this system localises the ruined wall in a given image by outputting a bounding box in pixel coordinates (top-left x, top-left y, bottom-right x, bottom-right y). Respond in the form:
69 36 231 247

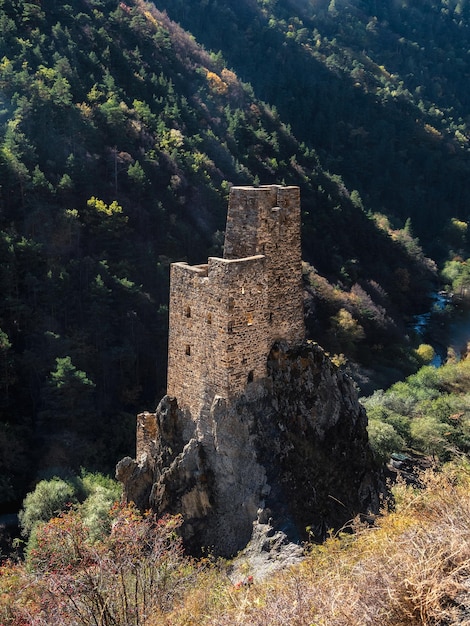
136 411 157 461
167 184 305 420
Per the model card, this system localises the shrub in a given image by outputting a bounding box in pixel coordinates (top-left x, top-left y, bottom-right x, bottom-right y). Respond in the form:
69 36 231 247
7 503 194 625
414 343 435 364
19 471 122 557
4 466 470 626
18 477 77 537
363 356 470 461
368 418 405 462
80 470 122 540
409 415 450 459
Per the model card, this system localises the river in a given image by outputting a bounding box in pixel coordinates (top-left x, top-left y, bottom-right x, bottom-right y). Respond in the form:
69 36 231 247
413 291 470 366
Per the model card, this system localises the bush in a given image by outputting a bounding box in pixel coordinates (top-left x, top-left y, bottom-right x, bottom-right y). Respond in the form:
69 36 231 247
80 483 122 541
415 343 435 364
11 504 193 625
363 356 470 462
18 477 77 537
19 471 122 550
4 465 470 626
368 418 405 462
410 415 450 459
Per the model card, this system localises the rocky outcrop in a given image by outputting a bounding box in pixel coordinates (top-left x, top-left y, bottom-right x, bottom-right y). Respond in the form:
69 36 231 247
116 341 381 557
228 509 305 582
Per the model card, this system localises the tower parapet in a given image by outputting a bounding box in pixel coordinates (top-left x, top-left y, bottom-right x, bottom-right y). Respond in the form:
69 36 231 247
167 185 304 418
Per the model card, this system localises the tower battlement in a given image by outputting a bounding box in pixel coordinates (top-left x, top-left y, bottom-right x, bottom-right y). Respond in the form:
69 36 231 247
167 185 304 418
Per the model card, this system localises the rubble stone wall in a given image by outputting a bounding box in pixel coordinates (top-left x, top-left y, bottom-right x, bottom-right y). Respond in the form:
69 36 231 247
166 184 304 421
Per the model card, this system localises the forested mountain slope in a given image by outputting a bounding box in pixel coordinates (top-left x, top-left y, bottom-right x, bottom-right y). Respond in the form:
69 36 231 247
156 0 470 255
0 0 437 506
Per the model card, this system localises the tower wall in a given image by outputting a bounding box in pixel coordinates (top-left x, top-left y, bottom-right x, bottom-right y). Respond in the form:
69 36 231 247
167 184 305 419
167 255 269 416
224 185 304 345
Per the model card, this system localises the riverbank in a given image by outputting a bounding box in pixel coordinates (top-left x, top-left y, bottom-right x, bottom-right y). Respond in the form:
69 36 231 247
416 293 470 366
349 291 470 395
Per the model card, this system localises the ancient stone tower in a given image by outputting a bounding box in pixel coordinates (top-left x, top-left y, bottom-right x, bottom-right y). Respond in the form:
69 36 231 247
167 185 304 419
120 184 380 559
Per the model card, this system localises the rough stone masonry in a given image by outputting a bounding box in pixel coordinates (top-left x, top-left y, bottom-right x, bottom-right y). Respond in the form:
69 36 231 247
117 185 380 558
167 184 304 419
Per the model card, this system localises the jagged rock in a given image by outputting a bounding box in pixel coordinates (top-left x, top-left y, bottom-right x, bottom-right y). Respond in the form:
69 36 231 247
115 455 154 511
228 511 305 582
117 341 381 558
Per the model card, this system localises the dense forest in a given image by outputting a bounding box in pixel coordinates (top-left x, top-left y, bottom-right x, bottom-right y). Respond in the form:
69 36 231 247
1 0 469 510
159 0 470 253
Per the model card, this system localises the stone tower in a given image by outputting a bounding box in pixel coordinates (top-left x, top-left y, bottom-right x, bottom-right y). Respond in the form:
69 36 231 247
119 184 380 559
166 185 304 419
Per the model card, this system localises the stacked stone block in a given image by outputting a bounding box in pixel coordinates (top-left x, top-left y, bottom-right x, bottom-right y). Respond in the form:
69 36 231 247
167 184 304 418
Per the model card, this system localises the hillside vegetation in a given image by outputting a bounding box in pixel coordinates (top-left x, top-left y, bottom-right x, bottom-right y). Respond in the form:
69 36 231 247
364 350 470 462
3 353 470 623
2 462 470 625
157 0 470 255
0 0 443 506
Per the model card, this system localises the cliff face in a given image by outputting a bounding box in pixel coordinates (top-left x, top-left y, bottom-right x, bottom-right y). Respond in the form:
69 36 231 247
116 341 380 557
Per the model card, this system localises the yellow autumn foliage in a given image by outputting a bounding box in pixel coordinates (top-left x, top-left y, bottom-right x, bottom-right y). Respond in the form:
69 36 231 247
206 70 228 95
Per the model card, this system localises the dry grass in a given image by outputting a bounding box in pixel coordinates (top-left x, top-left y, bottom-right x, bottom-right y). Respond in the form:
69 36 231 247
161 463 470 626
3 465 470 625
